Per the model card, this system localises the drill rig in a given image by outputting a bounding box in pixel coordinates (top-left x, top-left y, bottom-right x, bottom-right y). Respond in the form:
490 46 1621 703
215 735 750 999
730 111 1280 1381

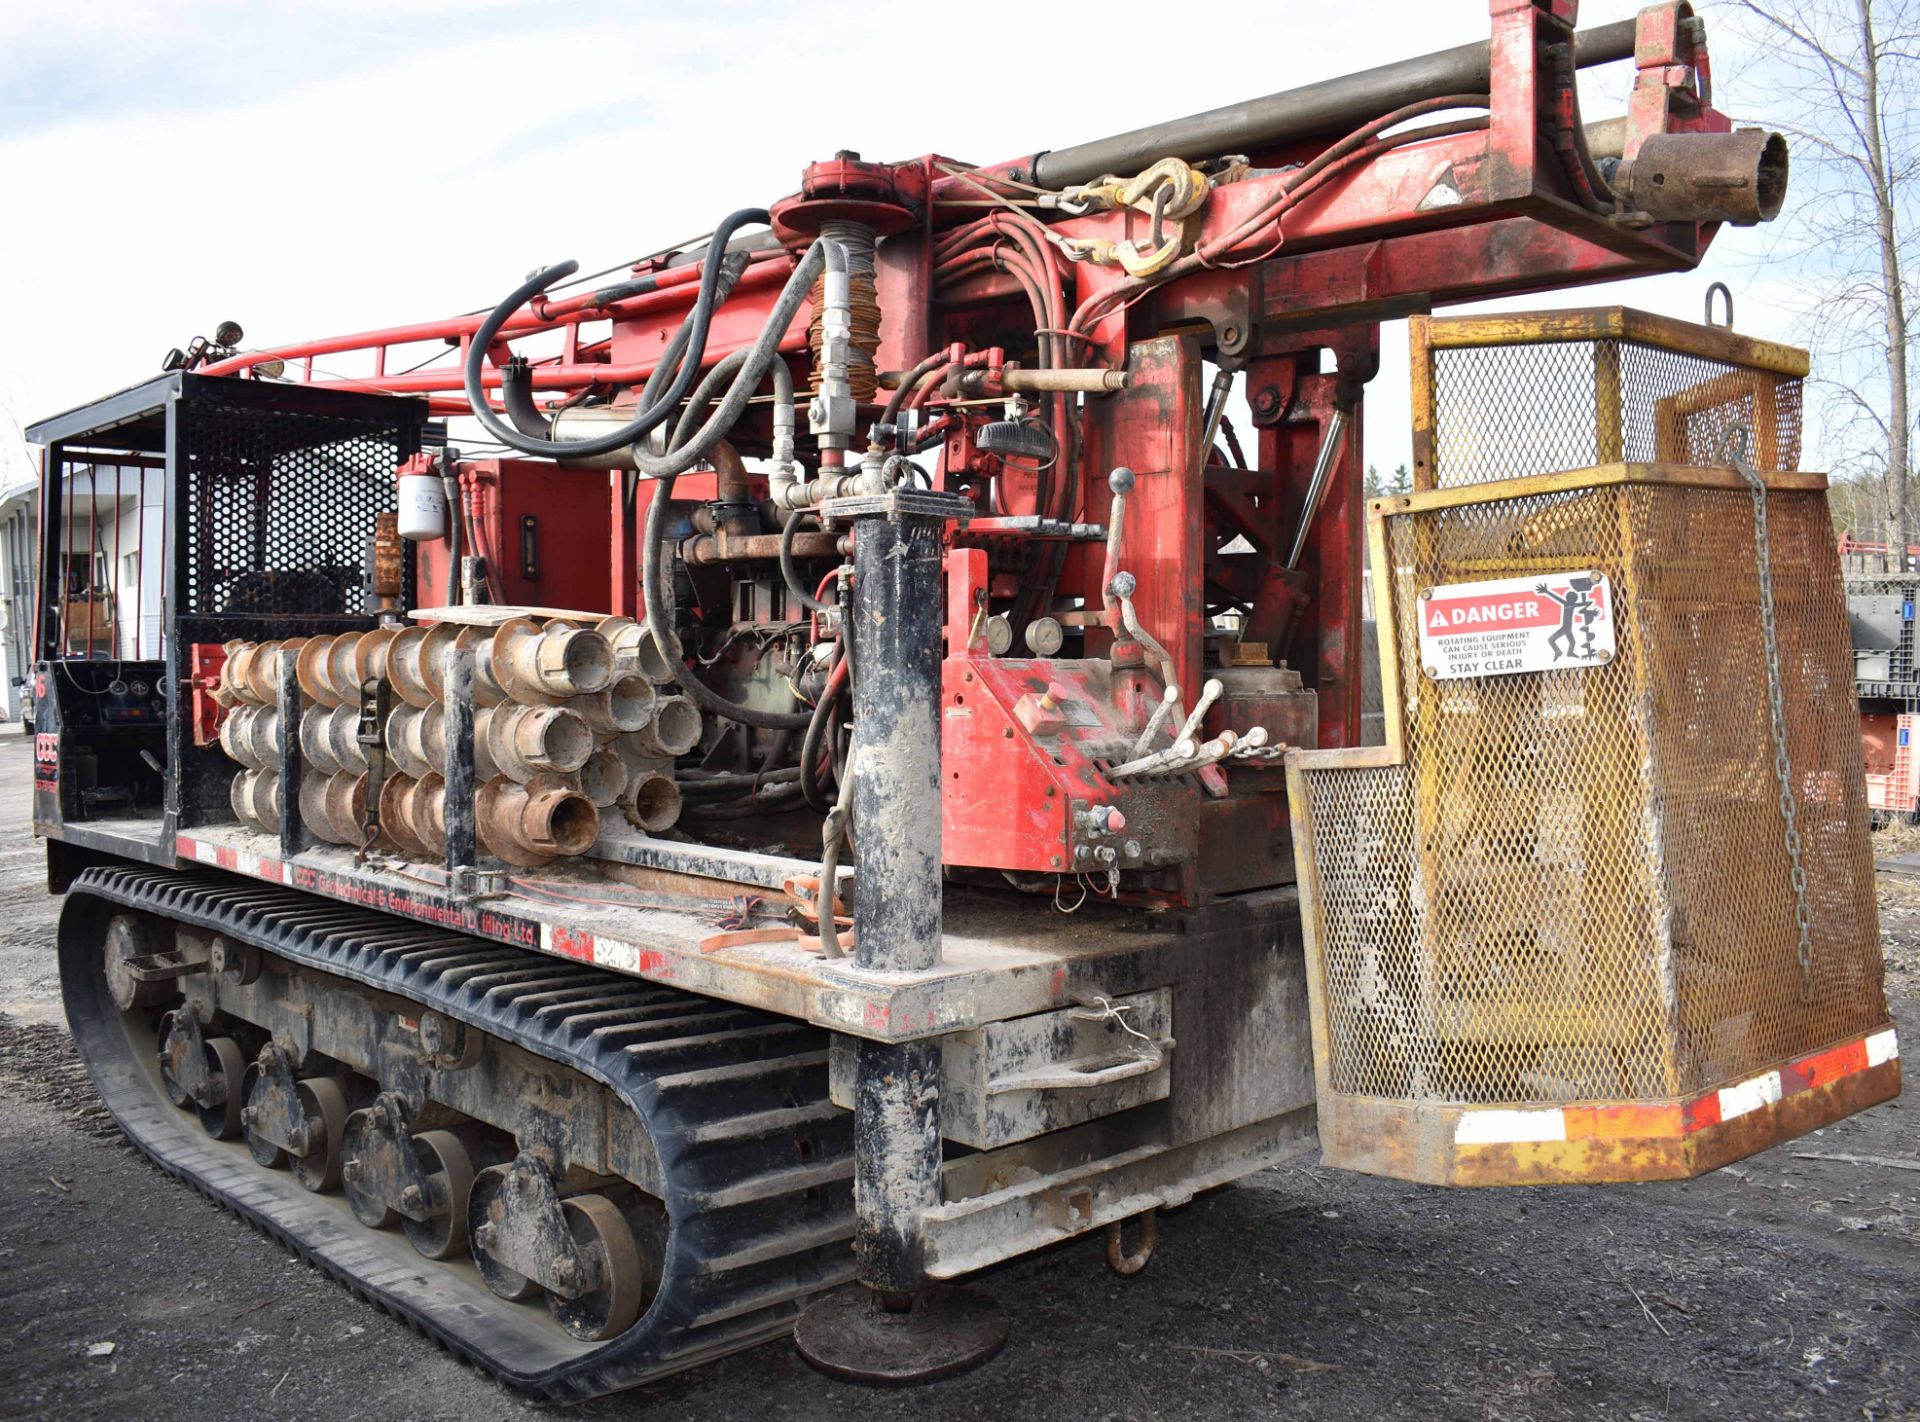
27 1 1897 1396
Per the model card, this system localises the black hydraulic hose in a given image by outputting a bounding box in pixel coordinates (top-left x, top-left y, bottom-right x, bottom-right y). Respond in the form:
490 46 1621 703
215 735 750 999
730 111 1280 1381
781 511 834 614
879 352 948 430
499 358 551 439
462 207 770 458
643 475 812 730
625 231 843 730
630 241 833 479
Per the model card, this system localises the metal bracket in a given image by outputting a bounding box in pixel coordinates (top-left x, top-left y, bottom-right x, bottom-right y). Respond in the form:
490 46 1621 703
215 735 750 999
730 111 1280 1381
819 488 975 529
340 1092 440 1222
471 1155 597 1299
159 1007 214 1105
243 1044 312 1156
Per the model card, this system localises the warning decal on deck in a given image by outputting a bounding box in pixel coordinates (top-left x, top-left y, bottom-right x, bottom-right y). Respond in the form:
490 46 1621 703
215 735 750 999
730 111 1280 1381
1416 570 1615 680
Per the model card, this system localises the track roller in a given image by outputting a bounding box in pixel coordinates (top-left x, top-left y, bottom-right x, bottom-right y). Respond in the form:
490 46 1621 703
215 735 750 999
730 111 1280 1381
404 1130 476 1259
239 1061 285 1169
159 1008 245 1139
288 1077 349 1192
470 1155 646 1341
235 1042 349 1191
339 1093 474 1257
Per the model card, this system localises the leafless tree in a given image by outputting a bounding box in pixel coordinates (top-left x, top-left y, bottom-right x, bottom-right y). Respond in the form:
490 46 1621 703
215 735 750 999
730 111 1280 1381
1720 0 1917 561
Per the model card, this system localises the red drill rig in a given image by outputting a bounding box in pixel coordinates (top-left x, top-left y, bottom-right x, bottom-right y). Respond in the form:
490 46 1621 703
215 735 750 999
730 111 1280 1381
28 1 1895 1397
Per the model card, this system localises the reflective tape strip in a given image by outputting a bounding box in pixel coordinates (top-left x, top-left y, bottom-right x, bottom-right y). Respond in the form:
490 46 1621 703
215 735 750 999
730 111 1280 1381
1454 1026 1898 1146
1454 1108 1567 1145
1717 1070 1783 1122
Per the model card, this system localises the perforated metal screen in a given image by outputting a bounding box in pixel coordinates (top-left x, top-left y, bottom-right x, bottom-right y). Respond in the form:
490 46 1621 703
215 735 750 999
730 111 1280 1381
180 384 415 621
1426 339 1805 489
1296 479 1884 1106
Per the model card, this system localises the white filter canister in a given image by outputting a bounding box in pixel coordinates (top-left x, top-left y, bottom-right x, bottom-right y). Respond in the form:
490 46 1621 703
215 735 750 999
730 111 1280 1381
398 473 448 542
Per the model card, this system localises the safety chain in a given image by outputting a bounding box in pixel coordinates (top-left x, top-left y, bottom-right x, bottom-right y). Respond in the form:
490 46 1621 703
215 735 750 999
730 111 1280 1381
1726 426 1816 1000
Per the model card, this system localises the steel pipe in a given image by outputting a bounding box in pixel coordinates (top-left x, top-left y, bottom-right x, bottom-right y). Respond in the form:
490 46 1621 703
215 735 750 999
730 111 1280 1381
622 695 701 759
622 771 683 833
475 773 600 868
570 675 657 736
386 703 447 780
1031 18 1637 187
378 773 446 859
599 615 680 686
229 768 280 836
298 770 369 847
1615 128 1788 226
300 704 366 776
219 703 281 770
576 747 628 808
474 703 594 781
489 616 615 702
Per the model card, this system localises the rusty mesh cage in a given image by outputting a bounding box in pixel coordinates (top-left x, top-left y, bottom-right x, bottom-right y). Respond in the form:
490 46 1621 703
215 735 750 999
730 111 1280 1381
1297 479 1884 1110
1413 310 1806 490
1289 310 1893 1184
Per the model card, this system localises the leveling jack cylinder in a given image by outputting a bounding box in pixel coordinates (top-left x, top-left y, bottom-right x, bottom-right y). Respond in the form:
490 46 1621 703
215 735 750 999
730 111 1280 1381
793 491 1008 1384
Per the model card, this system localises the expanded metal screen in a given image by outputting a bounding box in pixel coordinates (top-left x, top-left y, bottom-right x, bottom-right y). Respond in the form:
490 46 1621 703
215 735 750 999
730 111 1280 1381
1297 479 1884 1106
1415 314 1806 491
180 383 416 621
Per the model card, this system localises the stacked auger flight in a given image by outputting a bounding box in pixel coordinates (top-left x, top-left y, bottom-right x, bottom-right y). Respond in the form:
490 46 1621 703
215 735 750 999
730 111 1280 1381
214 614 699 865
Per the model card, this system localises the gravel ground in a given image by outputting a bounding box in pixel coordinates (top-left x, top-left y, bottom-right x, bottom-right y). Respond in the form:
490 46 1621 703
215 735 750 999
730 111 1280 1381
3 726 1918 1421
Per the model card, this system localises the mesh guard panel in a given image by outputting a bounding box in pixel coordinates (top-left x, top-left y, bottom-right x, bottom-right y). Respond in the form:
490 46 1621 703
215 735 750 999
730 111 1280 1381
181 385 415 621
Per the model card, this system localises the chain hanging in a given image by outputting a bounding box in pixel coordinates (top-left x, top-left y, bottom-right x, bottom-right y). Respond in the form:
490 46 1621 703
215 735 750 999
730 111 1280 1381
1725 424 1816 1001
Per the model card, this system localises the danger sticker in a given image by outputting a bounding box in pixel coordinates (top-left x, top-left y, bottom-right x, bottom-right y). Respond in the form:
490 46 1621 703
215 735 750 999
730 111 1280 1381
1416 571 1615 680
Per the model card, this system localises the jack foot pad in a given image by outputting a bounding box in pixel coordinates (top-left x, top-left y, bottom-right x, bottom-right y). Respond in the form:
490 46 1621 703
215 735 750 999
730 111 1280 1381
794 1285 1009 1385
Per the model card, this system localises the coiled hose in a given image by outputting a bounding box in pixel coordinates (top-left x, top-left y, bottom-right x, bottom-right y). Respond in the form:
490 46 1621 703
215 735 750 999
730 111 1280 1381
462 208 772 459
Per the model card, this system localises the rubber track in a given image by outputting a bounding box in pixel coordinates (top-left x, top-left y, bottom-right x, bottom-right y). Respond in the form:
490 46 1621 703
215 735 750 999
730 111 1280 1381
60 863 857 1401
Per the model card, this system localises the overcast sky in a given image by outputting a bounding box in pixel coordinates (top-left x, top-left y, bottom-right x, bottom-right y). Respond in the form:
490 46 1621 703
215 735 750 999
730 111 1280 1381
0 1 1810 489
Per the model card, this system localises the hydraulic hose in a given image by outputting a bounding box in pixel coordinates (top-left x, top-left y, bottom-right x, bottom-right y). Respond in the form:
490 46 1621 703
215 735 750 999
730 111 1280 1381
440 460 463 606
799 650 849 812
462 207 772 459
879 352 949 430
629 240 836 479
499 358 551 440
781 511 835 614
634 253 843 733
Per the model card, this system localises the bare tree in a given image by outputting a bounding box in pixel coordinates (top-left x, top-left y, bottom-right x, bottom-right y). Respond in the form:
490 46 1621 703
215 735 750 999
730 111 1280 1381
1722 0 1917 562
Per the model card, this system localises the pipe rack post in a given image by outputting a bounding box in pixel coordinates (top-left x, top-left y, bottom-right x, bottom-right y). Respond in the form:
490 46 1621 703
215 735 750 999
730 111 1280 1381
442 645 478 894
276 647 307 860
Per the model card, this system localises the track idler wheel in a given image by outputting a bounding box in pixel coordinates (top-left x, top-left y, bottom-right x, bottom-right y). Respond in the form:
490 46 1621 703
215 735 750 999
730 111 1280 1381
339 1093 474 1257
103 913 175 1011
470 1155 645 1340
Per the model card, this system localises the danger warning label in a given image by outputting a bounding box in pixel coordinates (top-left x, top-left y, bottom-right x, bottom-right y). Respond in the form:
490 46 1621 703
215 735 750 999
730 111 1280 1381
1415 570 1615 680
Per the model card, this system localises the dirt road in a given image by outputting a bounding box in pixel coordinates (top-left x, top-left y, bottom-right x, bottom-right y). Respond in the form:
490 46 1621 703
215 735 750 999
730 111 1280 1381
2 726 1916 1421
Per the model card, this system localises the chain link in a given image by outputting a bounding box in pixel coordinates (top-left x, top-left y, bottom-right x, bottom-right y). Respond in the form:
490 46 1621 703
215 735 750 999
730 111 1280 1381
1725 426 1816 1000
